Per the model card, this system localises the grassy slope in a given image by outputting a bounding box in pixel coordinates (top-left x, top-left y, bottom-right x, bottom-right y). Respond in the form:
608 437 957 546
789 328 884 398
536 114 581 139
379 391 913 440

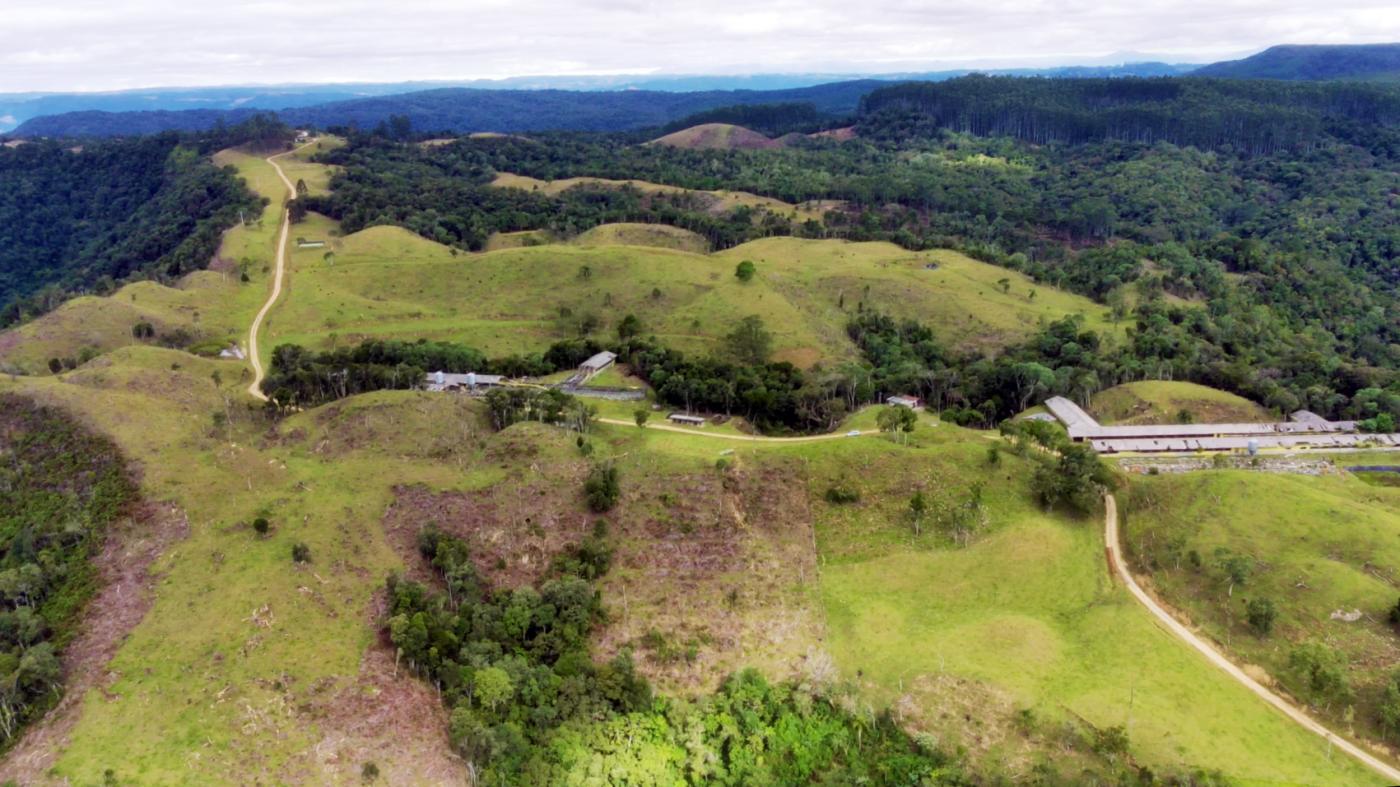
806 433 1380 784
1091 381 1273 425
1125 470 1400 754
266 228 1117 369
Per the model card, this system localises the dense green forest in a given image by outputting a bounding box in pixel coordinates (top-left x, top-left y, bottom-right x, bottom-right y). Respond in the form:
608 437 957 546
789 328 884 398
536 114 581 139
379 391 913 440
857 76 1400 153
0 131 264 327
0 394 138 746
303 78 1400 423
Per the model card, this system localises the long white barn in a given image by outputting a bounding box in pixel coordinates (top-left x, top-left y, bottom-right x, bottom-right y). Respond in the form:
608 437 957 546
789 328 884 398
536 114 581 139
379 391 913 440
1042 396 1391 454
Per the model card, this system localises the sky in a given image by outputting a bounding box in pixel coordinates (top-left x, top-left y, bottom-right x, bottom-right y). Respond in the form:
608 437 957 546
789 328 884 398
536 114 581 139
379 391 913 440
3 0 1399 92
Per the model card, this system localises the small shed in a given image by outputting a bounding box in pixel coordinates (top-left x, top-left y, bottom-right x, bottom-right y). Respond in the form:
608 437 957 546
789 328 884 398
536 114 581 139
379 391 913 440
886 394 921 409
667 413 706 427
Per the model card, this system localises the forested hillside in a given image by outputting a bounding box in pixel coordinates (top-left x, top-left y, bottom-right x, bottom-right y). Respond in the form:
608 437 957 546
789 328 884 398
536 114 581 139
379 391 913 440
302 74 1400 425
858 76 1400 153
0 133 263 327
1194 43 1400 82
0 394 137 747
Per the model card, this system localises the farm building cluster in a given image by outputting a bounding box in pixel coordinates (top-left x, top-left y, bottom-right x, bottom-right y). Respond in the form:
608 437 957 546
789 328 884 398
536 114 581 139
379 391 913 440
1043 396 1400 454
421 350 644 402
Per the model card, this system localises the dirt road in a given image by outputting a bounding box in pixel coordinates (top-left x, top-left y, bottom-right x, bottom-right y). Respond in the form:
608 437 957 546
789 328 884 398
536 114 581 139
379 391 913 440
246 141 314 402
1103 493 1400 783
597 417 870 443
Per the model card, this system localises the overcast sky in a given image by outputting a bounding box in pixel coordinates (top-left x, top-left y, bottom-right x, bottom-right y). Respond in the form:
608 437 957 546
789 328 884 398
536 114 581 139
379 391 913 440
3 0 1399 92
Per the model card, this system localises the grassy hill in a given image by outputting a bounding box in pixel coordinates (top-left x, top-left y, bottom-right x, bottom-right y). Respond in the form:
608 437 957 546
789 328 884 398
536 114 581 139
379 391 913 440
1090 381 1273 425
1194 44 1400 81
1124 469 1400 756
263 225 1118 369
647 123 779 150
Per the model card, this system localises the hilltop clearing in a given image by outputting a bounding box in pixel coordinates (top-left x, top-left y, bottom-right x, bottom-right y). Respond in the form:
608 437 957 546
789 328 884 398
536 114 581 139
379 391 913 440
572 222 710 253
489 172 834 222
647 122 781 150
1090 381 1274 426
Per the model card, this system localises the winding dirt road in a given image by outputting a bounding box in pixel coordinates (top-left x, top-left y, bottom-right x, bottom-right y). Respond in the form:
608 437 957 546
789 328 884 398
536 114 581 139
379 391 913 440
1103 493 1400 783
246 141 314 401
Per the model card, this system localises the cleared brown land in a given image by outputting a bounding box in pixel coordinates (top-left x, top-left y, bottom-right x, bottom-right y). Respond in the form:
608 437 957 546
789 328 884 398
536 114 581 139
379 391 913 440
647 123 778 150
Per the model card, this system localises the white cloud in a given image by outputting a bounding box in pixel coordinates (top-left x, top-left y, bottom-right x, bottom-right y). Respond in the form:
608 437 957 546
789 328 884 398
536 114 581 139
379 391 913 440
1 0 1398 91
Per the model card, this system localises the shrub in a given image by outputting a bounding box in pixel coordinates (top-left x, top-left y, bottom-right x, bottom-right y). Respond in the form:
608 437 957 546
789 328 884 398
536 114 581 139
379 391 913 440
1288 642 1352 703
584 463 620 512
292 542 311 563
824 484 860 504
361 762 380 782
734 260 756 282
252 517 270 536
1245 597 1276 636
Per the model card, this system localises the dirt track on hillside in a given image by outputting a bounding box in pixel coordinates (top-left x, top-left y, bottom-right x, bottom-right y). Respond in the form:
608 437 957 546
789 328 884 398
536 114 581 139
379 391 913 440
1104 493 1400 783
246 140 316 402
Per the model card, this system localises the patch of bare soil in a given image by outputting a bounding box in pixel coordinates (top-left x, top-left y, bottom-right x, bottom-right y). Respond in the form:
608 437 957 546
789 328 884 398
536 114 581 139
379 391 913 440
0 502 190 784
288 593 469 785
595 462 826 695
382 456 592 589
893 674 1104 778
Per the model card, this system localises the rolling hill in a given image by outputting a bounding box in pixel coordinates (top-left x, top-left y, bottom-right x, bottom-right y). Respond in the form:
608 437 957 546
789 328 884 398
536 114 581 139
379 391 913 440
259 221 1119 371
1194 43 1400 81
647 122 781 150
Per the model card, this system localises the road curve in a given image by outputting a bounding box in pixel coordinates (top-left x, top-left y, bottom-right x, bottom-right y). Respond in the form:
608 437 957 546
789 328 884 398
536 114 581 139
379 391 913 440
246 141 314 401
1104 493 1400 783
597 417 870 443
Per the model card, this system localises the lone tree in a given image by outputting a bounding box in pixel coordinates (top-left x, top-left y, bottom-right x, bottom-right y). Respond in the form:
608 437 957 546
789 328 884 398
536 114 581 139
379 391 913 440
877 405 918 444
734 260 756 283
909 491 928 535
295 178 308 198
1031 443 1115 514
584 462 620 512
1246 597 1276 636
617 313 642 340
725 315 773 365
634 409 649 428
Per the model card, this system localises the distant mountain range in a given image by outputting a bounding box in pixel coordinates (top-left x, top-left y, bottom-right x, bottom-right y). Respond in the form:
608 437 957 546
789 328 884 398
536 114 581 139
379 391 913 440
4 64 1194 137
1194 44 1400 81
7 44 1399 139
